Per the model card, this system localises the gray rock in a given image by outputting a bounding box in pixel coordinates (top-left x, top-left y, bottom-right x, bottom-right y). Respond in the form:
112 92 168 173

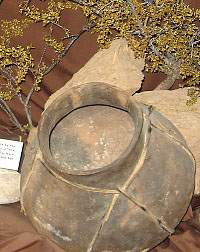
0 169 20 204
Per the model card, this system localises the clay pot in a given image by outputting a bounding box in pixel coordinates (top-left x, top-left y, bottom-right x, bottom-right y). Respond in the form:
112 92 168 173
20 82 195 252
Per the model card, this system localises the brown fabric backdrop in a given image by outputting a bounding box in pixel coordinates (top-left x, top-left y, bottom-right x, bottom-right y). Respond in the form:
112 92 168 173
0 0 200 251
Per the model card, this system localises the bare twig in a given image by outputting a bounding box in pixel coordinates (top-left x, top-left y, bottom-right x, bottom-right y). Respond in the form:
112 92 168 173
0 124 24 137
49 21 67 33
99 1 113 11
125 0 143 29
143 0 155 6
0 66 16 84
0 65 33 127
38 43 48 68
21 25 91 129
0 125 15 135
144 16 149 27
0 9 93 132
0 98 26 132
124 0 175 69
43 26 90 76
149 40 171 66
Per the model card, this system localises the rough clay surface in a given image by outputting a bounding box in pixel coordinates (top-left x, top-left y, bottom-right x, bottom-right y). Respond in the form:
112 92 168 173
134 88 200 194
50 105 134 171
0 169 20 204
45 38 144 109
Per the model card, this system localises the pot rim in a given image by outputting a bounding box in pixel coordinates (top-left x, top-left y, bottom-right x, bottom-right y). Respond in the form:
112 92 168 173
38 82 144 176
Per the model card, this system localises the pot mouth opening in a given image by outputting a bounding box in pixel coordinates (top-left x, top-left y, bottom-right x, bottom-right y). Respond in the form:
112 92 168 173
38 82 143 176
49 104 135 173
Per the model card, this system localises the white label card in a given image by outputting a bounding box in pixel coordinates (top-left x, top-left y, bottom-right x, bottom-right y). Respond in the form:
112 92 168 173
0 139 23 171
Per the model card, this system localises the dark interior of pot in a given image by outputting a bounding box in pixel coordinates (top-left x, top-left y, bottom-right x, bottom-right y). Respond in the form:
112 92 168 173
49 104 135 172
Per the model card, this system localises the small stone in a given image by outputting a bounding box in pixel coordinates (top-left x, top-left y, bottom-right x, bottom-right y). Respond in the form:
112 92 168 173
0 168 20 204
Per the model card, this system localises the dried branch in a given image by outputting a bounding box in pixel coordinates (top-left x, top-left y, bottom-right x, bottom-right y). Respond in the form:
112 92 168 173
0 125 24 138
0 65 33 128
0 0 95 132
17 92 33 128
0 98 26 132
43 26 89 76
0 66 16 84
125 0 143 30
38 43 48 68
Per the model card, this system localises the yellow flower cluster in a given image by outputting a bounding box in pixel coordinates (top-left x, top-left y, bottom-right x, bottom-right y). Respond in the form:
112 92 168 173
44 35 65 54
0 80 13 101
0 45 34 87
79 0 199 88
33 62 48 91
0 14 35 101
186 88 200 106
0 0 199 106
19 0 77 26
0 0 74 103
1 19 33 45
0 9 33 98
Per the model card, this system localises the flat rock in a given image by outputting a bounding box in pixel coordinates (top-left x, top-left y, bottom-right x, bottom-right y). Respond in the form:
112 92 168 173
45 38 144 109
0 169 20 204
134 88 200 194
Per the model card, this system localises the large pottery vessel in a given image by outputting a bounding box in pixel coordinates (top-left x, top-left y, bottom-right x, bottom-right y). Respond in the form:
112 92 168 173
20 82 195 252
